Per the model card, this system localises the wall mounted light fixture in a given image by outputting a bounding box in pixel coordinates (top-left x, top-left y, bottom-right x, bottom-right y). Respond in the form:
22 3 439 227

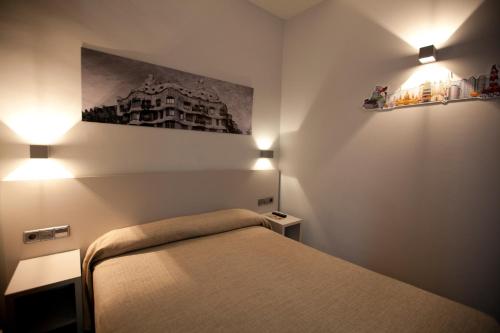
3 145 74 181
30 145 50 159
259 150 274 158
419 45 437 64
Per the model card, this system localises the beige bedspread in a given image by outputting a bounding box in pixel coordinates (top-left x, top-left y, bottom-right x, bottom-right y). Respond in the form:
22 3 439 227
84 209 499 332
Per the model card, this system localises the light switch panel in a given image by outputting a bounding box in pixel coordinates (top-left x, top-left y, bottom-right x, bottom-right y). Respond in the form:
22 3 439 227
54 225 70 238
23 225 70 244
258 197 274 206
38 228 55 241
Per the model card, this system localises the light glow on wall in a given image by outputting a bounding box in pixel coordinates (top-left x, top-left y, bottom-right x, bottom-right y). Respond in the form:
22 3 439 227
255 137 273 150
253 158 274 170
3 107 77 144
2 106 77 181
405 26 460 50
347 0 483 50
3 159 73 181
400 63 459 90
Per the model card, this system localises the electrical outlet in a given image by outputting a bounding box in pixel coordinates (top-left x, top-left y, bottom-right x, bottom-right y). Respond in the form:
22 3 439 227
258 197 274 206
23 231 39 244
23 225 70 244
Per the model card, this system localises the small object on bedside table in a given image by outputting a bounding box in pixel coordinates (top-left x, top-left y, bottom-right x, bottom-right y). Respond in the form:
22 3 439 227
5 249 83 333
263 213 303 242
271 211 287 218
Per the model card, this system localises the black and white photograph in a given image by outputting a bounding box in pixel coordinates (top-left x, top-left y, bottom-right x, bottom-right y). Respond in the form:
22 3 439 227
81 47 253 134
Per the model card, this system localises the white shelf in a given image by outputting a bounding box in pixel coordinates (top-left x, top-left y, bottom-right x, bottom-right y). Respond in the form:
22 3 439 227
6 249 81 295
366 95 500 112
5 249 83 333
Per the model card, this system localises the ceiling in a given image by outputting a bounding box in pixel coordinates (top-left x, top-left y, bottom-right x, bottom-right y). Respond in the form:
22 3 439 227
248 0 325 19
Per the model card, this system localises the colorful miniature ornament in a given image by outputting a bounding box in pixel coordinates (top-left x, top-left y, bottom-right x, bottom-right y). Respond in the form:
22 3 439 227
483 64 499 97
363 86 387 109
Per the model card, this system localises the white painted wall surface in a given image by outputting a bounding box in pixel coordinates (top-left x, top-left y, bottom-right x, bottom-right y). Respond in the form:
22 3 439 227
0 0 283 324
279 0 500 319
0 0 283 179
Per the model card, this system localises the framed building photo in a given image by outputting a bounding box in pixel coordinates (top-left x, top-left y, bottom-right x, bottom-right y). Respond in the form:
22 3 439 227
82 48 253 135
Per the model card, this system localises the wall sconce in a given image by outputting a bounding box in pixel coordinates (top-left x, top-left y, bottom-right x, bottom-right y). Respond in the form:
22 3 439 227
30 145 50 158
4 144 74 181
259 150 274 158
419 45 437 64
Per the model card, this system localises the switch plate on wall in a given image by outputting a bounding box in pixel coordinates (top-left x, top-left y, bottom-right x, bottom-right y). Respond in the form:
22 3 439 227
258 197 274 206
23 225 70 244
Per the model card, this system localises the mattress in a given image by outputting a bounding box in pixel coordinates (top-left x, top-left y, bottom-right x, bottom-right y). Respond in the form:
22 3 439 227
84 209 499 332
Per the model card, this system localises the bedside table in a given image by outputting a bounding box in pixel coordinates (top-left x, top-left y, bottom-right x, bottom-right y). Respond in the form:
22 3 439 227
263 213 303 242
5 250 83 333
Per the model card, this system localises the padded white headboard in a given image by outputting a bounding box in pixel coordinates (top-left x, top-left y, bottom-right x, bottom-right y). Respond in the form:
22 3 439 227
0 169 278 288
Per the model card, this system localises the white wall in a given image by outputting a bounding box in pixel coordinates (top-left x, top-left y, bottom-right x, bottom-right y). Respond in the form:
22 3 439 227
0 0 283 179
280 0 500 319
0 0 283 325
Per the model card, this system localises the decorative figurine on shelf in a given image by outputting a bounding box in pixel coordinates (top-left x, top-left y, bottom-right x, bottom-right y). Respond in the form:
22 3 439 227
483 64 499 97
363 86 387 109
419 82 432 103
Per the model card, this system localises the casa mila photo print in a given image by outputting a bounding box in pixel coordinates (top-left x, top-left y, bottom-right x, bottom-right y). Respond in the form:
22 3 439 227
81 48 253 135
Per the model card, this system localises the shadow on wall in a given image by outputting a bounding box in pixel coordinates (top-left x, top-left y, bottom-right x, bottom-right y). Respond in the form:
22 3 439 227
0 124 25 325
74 170 277 225
0 122 21 326
0 184 4 327
0 122 30 179
279 0 500 319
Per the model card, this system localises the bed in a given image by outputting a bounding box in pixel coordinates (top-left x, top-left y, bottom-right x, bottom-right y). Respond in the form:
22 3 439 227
83 209 499 332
